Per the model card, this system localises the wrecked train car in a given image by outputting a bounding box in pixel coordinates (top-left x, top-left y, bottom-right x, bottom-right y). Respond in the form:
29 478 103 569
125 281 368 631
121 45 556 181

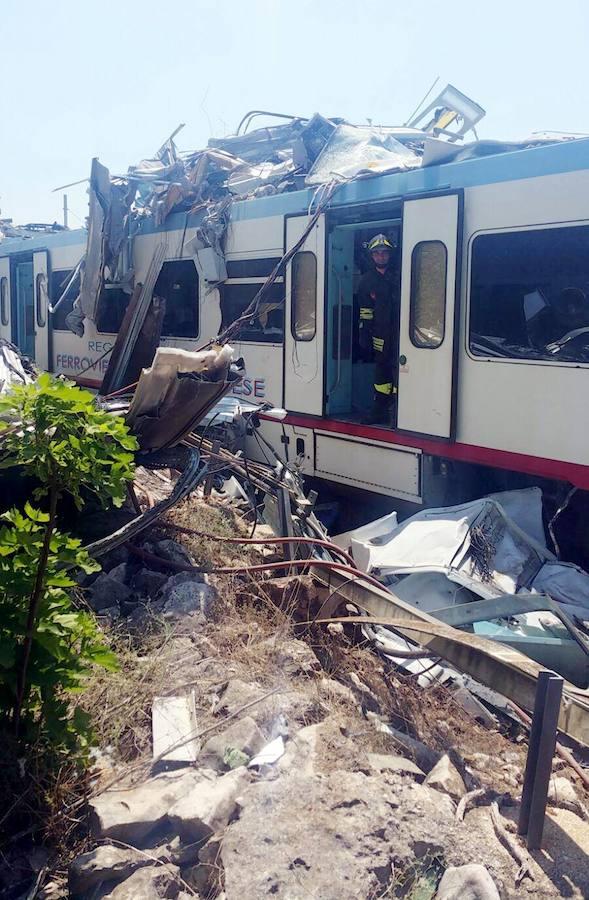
2 94 589 552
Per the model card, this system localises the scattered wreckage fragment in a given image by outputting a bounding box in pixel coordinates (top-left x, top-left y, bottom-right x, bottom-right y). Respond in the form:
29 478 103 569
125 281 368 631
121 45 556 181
336 489 589 688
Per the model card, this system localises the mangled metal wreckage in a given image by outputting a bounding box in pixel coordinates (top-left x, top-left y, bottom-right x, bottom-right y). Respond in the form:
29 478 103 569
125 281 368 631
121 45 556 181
61 84 553 339
7 88 589 742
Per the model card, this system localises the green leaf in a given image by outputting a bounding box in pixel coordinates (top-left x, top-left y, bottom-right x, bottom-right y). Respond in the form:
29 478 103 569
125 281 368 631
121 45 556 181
24 502 50 523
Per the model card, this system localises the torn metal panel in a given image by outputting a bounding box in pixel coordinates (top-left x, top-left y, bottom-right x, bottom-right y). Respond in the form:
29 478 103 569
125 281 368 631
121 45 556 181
69 158 134 333
306 124 421 185
125 346 242 451
99 242 167 395
344 494 589 685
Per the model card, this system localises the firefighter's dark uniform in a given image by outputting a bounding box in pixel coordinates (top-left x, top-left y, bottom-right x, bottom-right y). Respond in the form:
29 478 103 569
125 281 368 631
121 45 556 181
357 264 400 415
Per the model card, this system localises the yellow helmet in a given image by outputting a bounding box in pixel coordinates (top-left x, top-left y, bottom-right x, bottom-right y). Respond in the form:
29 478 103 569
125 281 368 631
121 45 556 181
367 233 393 252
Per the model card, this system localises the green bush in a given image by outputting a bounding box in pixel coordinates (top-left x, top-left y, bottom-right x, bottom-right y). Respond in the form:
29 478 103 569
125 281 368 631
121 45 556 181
0 375 138 743
0 505 117 747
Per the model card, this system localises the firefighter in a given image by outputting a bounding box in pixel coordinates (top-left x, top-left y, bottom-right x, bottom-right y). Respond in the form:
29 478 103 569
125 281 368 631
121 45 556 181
357 233 400 424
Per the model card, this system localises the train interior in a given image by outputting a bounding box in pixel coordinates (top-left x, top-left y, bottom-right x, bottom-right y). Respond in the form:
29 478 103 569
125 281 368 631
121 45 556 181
324 209 401 425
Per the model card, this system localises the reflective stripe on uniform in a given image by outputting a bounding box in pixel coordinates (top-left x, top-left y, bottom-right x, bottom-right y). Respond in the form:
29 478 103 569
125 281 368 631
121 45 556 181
374 383 397 395
359 307 374 320
372 336 384 352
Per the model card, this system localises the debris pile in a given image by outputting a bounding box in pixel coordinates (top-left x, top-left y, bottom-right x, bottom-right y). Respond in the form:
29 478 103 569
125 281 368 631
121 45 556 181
49 483 589 900
336 489 589 690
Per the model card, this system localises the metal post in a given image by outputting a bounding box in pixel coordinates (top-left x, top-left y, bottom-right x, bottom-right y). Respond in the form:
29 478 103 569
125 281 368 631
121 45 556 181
518 670 563 850
63 194 68 229
526 674 563 850
518 671 550 836
277 485 295 562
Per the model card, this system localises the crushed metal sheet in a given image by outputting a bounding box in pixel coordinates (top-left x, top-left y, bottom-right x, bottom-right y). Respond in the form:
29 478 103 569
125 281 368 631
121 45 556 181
125 345 242 451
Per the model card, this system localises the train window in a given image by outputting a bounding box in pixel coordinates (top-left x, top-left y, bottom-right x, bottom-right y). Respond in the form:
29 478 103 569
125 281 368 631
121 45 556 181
154 260 199 339
470 225 589 363
50 269 80 330
36 273 47 328
226 257 281 278
220 282 284 343
96 288 131 333
292 251 316 341
410 241 447 349
0 277 8 326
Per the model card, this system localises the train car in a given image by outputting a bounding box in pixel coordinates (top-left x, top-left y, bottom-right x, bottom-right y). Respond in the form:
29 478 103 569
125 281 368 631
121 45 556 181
2 135 589 550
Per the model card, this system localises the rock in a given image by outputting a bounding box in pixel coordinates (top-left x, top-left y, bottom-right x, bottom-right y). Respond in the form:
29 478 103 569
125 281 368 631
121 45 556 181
69 845 149 894
435 863 500 899
89 769 213 845
278 717 359 778
548 776 589 819
108 562 131 584
261 637 321 676
214 678 318 733
37 879 67 900
132 568 169 597
367 753 425 781
162 571 206 588
97 605 121 623
318 677 358 707
200 716 265 772
183 834 222 895
221 769 458 900
367 717 439 772
103 865 181 899
424 754 466 801
168 767 249 843
152 539 195 567
160 574 217 619
88 572 132 612
101 545 131 573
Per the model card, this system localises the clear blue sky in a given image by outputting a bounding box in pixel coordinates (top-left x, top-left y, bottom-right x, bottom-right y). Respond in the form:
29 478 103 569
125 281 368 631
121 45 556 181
1 0 587 226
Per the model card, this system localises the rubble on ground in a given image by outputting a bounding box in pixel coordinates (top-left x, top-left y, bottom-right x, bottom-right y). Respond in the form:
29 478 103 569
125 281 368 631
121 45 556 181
1 355 588 898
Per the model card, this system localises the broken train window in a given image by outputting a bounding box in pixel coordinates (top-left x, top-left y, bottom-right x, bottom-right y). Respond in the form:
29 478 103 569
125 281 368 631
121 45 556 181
154 260 199 339
50 269 80 331
220 258 284 343
469 224 589 363
50 269 130 334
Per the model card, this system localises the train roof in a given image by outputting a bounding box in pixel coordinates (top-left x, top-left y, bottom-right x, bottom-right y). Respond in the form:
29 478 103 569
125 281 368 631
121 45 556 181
2 133 589 256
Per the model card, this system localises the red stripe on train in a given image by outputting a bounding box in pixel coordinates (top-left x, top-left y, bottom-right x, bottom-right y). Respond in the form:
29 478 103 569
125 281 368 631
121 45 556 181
262 412 589 490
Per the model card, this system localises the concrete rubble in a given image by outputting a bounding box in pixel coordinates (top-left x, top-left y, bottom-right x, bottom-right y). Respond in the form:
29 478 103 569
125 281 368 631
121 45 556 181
71 554 589 899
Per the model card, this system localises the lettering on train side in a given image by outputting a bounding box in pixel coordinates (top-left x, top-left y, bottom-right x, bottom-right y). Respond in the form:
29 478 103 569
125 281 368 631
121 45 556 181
232 377 266 399
56 341 113 373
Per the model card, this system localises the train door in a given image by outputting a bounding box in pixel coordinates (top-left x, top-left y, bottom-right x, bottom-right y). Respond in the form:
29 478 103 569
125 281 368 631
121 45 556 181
396 191 463 439
284 214 325 415
13 257 35 359
0 258 10 343
33 250 50 370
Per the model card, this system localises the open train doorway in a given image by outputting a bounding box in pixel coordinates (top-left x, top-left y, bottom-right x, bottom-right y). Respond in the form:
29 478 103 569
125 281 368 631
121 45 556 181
324 209 401 424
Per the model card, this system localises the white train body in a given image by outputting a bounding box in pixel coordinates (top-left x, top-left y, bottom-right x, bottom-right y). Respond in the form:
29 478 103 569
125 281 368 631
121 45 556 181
2 137 589 509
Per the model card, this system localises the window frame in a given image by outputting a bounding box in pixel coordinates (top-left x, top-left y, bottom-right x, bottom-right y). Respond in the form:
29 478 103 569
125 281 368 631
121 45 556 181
0 277 8 327
291 250 317 343
220 256 285 345
409 239 448 350
155 258 201 341
466 221 589 369
36 272 47 328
